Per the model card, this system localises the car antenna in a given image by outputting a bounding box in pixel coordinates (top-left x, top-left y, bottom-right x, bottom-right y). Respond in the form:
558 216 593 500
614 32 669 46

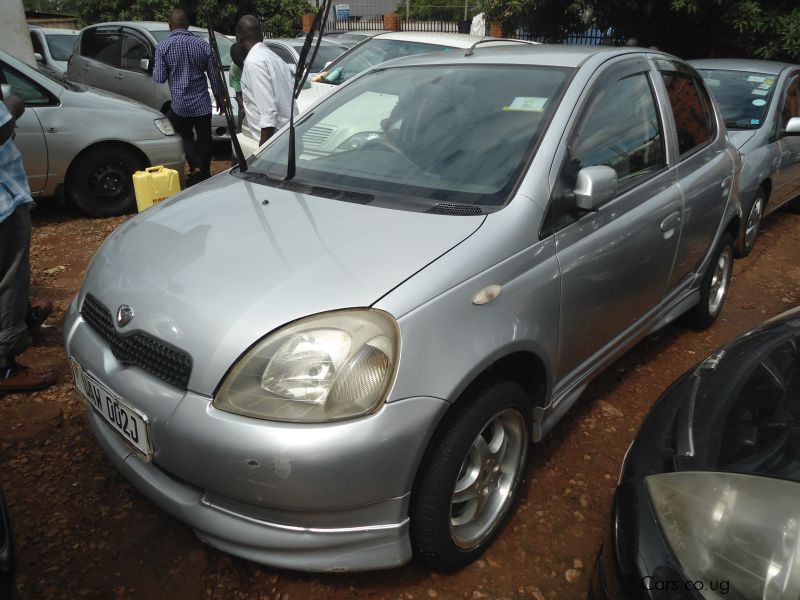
285 0 335 180
205 14 248 172
465 37 540 57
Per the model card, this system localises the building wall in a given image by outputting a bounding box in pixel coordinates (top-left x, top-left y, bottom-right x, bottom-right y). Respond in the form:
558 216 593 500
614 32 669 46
0 0 35 66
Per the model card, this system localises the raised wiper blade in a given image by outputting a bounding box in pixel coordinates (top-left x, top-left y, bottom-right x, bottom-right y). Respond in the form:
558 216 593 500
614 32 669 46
725 121 758 130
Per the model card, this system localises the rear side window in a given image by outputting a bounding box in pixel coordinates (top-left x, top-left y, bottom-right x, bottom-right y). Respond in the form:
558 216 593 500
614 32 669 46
267 44 295 65
81 28 122 68
662 73 714 155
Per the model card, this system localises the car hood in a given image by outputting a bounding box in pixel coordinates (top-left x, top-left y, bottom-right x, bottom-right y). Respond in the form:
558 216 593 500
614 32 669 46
297 81 336 113
63 84 164 116
80 174 484 394
622 311 800 484
728 129 757 150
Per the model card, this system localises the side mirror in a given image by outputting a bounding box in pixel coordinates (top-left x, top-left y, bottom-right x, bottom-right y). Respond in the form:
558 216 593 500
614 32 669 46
0 83 11 99
34 52 44 63
573 165 618 211
323 60 332 70
140 58 150 72
784 116 800 136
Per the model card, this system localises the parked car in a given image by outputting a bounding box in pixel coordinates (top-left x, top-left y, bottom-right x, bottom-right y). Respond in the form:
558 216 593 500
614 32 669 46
29 27 79 74
237 32 485 156
590 308 800 599
0 49 183 216
66 22 237 140
264 38 349 76
0 484 13 599
692 59 800 257
296 30 389 50
65 45 740 572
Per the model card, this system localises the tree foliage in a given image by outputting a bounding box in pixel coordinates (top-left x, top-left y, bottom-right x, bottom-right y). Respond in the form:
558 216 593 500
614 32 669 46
398 0 479 22
76 0 312 36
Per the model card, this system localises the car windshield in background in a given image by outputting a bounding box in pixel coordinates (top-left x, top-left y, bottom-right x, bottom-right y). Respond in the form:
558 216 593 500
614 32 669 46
321 39 455 85
151 30 233 67
45 34 78 61
289 43 345 73
250 64 572 208
697 69 777 129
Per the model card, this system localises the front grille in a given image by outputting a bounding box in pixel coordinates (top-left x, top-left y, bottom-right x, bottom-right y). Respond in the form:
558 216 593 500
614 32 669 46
302 124 337 147
81 294 193 389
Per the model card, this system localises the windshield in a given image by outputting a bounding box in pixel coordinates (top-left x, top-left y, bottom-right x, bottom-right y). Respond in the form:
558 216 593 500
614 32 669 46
318 39 455 85
151 30 233 67
697 69 777 129
45 34 77 61
249 64 572 209
289 43 346 73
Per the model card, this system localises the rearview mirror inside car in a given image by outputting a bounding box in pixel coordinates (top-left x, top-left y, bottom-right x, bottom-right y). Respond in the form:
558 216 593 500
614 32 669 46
573 166 618 211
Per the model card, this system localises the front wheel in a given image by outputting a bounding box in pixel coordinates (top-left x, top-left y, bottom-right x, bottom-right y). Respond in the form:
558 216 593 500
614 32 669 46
735 192 764 257
411 379 531 571
67 146 144 217
686 233 734 330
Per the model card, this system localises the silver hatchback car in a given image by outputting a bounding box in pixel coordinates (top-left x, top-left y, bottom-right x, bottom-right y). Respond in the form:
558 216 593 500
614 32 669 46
691 59 800 256
65 45 741 572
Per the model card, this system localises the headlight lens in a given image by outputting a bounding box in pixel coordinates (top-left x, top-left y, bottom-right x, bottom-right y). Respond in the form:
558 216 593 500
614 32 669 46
213 309 399 423
647 472 800 599
154 118 175 136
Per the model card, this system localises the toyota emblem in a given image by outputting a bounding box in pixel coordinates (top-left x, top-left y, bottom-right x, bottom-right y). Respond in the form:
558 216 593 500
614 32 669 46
116 305 134 327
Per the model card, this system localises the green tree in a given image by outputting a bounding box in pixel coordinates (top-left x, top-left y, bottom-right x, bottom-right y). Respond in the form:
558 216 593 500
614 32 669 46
482 0 586 40
398 0 479 21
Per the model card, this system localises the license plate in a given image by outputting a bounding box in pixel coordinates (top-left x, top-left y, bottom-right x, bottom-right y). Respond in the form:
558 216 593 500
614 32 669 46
70 358 153 460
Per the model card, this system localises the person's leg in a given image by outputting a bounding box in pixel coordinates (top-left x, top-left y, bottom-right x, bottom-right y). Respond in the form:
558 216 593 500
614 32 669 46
194 114 213 180
0 205 55 394
168 111 202 183
235 92 244 133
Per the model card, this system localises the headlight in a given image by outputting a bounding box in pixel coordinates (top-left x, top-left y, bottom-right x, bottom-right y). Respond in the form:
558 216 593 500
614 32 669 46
154 118 175 136
336 132 382 152
213 309 399 423
647 472 800 599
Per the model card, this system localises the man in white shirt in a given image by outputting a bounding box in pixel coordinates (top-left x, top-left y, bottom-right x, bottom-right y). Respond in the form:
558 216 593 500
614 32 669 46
236 15 298 146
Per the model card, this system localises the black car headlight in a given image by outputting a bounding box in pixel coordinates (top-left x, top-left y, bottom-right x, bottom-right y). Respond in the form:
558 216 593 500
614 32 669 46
647 472 800 599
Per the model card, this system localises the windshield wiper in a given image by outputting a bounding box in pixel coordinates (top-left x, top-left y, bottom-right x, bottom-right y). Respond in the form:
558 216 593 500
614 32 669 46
725 121 759 130
285 0 335 180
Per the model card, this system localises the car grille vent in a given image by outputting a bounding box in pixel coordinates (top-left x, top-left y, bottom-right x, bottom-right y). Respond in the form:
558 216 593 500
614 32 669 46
302 124 337 147
425 203 483 215
275 180 373 204
81 294 193 390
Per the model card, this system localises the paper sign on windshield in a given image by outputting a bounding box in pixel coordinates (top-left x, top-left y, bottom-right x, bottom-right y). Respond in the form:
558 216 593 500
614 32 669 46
504 97 547 112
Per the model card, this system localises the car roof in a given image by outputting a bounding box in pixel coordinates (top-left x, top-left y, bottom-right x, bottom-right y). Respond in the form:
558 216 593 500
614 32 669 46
80 21 206 34
30 28 79 35
368 31 485 48
378 43 670 69
689 58 793 75
269 38 347 47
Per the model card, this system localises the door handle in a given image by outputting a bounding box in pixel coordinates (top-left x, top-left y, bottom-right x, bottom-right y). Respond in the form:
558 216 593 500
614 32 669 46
721 175 732 190
81 64 90 71
114 73 124 80
660 212 681 232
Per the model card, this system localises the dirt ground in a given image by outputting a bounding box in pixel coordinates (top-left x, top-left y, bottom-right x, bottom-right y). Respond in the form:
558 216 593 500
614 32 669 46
2 162 800 599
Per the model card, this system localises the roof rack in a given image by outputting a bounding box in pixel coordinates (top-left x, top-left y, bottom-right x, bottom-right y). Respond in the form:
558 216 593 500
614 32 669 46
465 37 540 57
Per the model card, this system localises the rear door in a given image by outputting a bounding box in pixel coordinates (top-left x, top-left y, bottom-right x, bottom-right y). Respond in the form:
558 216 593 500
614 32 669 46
72 26 122 92
773 73 800 205
115 27 157 108
658 63 732 287
551 57 682 384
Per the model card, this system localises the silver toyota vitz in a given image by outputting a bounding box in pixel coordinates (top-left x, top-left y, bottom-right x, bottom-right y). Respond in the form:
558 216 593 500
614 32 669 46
65 45 741 572
691 59 800 257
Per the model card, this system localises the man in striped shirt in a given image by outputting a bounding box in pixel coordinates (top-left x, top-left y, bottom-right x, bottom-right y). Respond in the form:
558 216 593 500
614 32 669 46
154 8 222 185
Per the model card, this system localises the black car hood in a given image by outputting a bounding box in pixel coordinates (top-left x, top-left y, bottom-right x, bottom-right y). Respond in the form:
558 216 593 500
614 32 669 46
622 310 800 483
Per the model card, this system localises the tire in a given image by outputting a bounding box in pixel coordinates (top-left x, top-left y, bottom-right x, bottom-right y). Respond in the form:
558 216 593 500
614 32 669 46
67 146 144 217
411 379 531 571
734 191 764 257
687 233 734 330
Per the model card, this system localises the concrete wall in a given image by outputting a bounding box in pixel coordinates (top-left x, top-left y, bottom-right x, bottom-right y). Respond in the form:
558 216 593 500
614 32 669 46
0 0 35 66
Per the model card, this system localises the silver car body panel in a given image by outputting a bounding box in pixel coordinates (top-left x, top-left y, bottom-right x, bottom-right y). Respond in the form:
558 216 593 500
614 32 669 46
65 45 740 570
0 49 183 199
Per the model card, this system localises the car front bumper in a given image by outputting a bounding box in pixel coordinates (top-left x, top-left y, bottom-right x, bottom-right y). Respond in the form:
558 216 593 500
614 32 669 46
64 296 449 571
134 137 185 173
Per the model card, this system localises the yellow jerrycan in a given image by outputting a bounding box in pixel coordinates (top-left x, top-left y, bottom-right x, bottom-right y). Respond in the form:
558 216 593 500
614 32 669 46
132 166 181 212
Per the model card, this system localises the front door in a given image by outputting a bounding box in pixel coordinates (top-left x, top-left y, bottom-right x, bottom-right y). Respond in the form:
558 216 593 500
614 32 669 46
73 27 123 93
115 28 157 109
774 74 800 205
552 60 682 387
